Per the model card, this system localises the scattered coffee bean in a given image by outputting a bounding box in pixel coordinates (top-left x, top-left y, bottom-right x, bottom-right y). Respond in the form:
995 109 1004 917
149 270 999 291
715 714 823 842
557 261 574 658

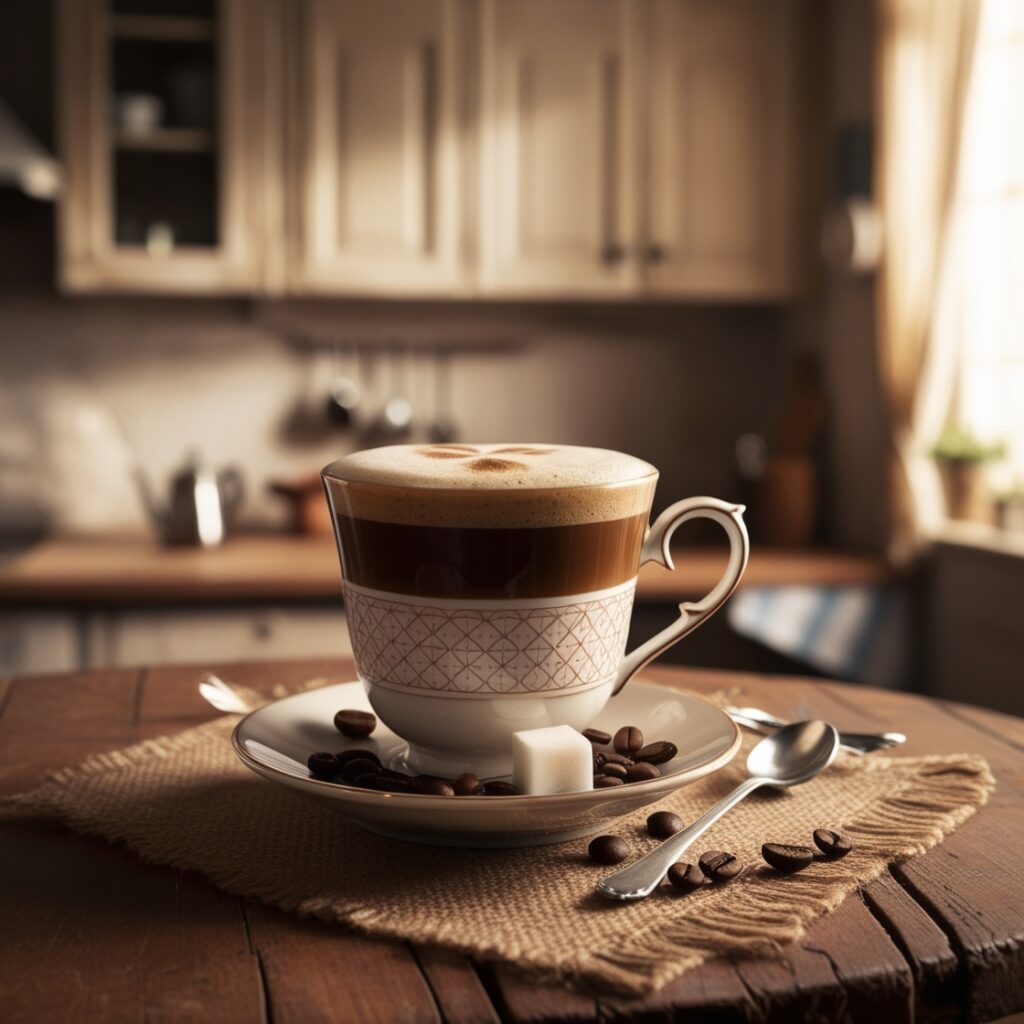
604 752 634 768
594 775 625 788
698 851 742 883
761 843 815 874
635 741 678 766
361 774 409 792
340 757 383 784
667 862 705 893
409 778 456 796
813 828 852 859
614 725 644 757
483 780 521 796
452 772 485 796
588 835 629 865
625 762 660 783
583 728 612 746
646 811 685 839
602 762 628 780
334 709 377 738
335 748 381 768
307 752 339 778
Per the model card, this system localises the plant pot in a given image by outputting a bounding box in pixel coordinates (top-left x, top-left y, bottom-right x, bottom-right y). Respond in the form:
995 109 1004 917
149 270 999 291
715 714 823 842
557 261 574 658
936 460 991 523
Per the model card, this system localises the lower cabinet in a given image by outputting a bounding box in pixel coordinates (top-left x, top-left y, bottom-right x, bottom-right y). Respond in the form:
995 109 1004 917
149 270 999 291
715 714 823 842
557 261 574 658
0 612 81 676
0 606 352 675
99 606 353 668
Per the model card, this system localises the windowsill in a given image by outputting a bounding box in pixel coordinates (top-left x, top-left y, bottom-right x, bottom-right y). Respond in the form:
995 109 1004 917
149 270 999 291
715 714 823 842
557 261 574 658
928 519 1024 560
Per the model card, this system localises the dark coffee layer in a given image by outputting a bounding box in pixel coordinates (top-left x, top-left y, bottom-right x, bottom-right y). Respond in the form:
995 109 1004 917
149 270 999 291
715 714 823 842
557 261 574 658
334 513 648 599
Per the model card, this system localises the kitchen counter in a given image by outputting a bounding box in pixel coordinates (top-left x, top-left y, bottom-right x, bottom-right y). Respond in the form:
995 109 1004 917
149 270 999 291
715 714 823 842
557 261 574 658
0 534 896 605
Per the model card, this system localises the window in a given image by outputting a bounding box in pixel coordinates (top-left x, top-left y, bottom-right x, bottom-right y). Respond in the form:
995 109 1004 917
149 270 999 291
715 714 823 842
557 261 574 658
954 0 1024 485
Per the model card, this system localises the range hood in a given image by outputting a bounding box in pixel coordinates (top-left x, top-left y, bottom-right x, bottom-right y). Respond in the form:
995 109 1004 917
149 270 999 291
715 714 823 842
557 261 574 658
0 99 61 200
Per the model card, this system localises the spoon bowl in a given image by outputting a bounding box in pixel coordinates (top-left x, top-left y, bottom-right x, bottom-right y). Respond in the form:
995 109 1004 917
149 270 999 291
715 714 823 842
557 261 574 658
746 720 840 785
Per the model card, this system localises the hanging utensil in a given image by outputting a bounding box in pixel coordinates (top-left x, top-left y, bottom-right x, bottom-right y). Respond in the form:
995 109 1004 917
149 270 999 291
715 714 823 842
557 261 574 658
325 341 361 428
427 346 458 444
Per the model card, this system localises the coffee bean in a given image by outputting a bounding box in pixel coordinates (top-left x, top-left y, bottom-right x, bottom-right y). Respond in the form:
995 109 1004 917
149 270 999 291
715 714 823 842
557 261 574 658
335 749 381 768
593 752 608 771
594 775 625 788
340 757 382 784
588 835 629 865
614 726 644 757
646 811 684 839
667 862 705 893
483 780 521 796
635 741 678 765
307 752 339 778
762 843 815 874
334 709 377 738
698 851 742 883
452 772 485 796
378 768 413 782
603 752 634 768
409 778 456 796
625 762 660 783
583 728 612 745
361 774 409 792
602 762 628 780
813 828 853 859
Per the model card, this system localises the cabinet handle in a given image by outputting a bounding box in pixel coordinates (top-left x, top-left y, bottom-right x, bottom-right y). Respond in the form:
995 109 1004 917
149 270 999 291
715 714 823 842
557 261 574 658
602 244 626 264
646 244 668 264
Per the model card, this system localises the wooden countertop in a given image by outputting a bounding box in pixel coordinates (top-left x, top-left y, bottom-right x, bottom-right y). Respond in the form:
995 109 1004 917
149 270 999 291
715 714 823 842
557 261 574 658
0 534 896 604
1 659 1020 1021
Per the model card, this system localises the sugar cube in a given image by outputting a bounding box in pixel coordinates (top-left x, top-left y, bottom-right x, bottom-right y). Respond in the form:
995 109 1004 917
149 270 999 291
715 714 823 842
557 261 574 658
512 725 594 796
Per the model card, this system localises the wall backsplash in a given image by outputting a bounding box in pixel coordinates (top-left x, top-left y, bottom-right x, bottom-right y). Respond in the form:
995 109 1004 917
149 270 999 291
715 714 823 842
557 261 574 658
0 295 786 538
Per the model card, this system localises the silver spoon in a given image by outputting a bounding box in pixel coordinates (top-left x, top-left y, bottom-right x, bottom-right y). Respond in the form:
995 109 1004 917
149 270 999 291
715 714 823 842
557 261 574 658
724 705 906 755
597 720 840 901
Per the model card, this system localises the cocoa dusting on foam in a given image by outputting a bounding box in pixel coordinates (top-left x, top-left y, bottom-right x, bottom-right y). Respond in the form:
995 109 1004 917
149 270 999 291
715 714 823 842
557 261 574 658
466 457 526 472
322 443 658 528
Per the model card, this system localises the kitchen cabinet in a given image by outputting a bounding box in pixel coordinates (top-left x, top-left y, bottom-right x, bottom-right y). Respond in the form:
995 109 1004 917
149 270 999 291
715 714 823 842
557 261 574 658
56 0 811 300
0 612 79 676
98 607 351 669
57 0 281 294
287 0 467 294
644 0 804 298
477 0 638 295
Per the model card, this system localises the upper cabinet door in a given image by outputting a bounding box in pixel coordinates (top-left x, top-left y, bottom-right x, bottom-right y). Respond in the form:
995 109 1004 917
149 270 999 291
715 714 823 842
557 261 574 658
644 0 805 299
478 0 639 296
290 0 465 294
58 0 279 294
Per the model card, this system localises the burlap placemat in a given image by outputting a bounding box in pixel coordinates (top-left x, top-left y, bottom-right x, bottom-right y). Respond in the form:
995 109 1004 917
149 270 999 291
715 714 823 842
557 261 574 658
1 685 994 996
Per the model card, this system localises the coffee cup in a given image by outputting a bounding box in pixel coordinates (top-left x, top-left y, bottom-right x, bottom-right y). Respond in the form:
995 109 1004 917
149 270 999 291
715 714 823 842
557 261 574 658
322 444 748 777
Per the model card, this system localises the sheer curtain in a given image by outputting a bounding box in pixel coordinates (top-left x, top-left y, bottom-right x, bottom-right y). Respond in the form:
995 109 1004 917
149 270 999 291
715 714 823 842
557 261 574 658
875 0 982 561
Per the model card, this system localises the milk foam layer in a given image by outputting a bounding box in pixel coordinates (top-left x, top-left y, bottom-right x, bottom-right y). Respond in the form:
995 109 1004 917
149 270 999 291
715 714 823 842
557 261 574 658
323 444 658 527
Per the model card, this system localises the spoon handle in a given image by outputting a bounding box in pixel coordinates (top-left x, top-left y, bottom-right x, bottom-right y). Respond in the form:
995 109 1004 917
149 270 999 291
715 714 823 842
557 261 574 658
596 776 765 900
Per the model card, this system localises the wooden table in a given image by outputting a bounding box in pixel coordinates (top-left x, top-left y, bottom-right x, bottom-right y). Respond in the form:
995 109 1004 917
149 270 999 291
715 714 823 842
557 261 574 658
1 659 1020 1023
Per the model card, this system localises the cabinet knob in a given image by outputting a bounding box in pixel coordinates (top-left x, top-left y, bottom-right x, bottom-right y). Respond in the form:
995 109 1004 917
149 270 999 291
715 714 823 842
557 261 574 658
646 244 668 264
602 244 626 264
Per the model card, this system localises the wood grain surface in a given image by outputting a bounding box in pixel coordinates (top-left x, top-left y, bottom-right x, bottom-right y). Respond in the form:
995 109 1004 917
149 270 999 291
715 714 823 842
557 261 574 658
0 535 894 604
0 659 1019 1023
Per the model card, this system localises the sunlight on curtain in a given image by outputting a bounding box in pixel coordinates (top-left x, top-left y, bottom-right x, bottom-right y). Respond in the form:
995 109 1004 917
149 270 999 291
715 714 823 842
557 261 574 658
954 0 1024 487
875 0 982 559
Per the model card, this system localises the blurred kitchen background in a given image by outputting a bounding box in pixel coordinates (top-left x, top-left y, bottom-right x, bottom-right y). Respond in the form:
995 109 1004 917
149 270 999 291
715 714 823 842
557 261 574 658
1 0 1021 715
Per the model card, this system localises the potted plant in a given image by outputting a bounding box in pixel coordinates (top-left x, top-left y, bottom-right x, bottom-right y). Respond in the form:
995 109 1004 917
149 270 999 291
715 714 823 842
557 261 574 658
931 427 1005 523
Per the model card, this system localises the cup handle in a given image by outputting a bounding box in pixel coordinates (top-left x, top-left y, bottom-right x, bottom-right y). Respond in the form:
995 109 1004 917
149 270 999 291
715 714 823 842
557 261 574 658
612 497 749 695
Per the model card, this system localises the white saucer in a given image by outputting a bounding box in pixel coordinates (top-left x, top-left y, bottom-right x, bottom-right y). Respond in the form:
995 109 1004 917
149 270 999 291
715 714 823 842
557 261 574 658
232 678 740 847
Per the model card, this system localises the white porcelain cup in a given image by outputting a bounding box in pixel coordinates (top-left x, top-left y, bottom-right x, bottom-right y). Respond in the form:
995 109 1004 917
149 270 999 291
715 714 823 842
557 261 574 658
323 444 748 777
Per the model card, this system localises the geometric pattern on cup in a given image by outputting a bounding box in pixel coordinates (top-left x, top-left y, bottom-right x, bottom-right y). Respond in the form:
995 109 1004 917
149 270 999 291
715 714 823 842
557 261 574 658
345 584 635 695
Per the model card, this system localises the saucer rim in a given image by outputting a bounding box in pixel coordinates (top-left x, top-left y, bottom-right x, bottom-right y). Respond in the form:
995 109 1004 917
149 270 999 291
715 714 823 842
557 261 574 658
230 678 742 809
